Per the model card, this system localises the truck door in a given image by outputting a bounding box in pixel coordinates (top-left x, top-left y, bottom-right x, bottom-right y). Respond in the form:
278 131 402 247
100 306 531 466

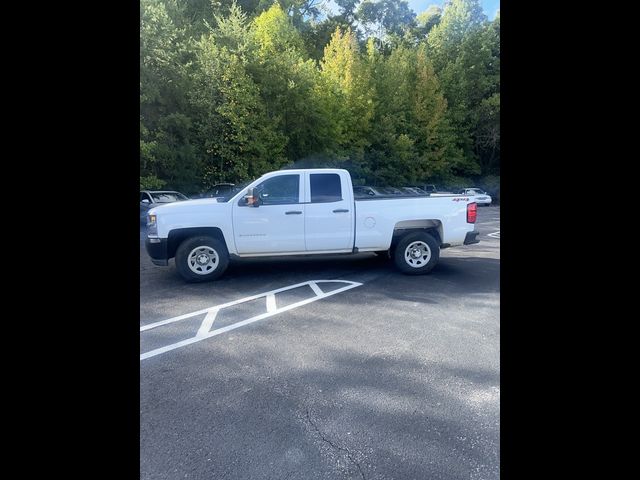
304 172 354 251
232 173 305 254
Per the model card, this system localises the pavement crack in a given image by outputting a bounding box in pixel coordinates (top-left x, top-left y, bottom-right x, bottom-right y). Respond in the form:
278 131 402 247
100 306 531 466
305 408 366 480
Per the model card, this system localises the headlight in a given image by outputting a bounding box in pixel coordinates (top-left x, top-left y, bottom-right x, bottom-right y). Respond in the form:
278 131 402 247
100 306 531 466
147 214 158 236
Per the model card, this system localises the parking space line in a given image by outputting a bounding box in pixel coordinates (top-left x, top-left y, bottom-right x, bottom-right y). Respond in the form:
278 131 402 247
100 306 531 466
196 308 219 338
309 282 324 296
266 294 276 313
141 280 334 332
487 230 500 239
140 280 363 361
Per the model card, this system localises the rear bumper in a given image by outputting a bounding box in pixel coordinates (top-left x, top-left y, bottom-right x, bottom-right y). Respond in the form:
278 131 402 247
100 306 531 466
464 231 480 245
145 238 169 266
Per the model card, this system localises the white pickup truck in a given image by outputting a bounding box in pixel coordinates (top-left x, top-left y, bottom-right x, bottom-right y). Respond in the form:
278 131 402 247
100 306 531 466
145 168 479 282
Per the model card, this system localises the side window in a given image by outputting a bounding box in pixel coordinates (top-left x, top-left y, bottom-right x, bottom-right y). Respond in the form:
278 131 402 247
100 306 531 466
310 173 342 203
140 192 150 202
254 174 300 205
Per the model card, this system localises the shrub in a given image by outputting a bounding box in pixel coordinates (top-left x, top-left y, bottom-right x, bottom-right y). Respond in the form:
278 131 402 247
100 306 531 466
140 175 166 190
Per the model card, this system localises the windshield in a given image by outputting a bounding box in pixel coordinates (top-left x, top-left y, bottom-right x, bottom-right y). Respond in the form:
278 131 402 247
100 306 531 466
151 192 188 203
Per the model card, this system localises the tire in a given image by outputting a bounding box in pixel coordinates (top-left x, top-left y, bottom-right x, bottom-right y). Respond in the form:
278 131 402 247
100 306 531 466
175 236 229 282
393 231 440 275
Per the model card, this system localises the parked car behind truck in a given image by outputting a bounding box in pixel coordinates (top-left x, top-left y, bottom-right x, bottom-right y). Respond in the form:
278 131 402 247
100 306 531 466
197 183 236 200
353 186 405 198
145 169 480 282
459 188 492 206
140 190 189 223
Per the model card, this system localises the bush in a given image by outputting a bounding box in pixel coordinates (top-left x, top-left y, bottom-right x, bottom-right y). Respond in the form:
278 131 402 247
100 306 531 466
140 175 166 190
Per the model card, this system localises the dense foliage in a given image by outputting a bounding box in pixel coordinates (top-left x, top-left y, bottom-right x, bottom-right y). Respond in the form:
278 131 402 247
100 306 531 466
140 0 500 194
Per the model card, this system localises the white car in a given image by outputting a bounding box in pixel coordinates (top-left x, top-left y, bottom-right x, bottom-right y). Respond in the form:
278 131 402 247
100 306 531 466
460 188 492 206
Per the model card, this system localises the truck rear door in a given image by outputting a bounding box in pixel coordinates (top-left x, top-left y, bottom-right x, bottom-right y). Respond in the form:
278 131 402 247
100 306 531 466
304 172 354 251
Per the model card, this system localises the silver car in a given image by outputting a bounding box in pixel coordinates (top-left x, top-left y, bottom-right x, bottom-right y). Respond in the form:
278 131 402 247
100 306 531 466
460 188 492 206
140 190 189 222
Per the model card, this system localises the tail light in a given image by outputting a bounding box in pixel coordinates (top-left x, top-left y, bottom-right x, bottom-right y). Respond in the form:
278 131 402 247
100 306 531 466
467 202 477 223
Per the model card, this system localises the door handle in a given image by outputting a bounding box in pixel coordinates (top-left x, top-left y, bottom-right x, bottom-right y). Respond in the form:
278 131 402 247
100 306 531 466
333 209 349 213
285 210 302 215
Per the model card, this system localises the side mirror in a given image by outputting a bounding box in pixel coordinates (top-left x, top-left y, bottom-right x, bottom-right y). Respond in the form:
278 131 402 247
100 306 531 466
244 188 260 207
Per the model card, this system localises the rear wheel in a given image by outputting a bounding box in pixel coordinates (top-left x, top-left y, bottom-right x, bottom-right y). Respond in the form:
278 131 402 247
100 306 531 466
393 231 440 275
175 236 229 282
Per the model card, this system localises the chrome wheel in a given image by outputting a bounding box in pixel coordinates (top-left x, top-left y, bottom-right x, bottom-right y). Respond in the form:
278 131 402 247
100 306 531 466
404 241 431 268
187 245 219 275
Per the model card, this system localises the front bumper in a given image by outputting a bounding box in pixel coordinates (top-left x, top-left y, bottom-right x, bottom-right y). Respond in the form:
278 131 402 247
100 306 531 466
145 238 169 266
464 231 480 245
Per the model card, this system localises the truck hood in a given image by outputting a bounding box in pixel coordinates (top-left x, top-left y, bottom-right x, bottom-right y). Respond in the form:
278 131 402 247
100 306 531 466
150 198 233 237
149 198 222 215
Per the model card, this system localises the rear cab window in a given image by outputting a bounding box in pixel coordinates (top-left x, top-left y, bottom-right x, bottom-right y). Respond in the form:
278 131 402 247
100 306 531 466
310 173 342 203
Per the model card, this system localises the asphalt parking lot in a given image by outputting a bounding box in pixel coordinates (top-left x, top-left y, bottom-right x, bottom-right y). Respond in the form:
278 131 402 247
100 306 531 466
140 206 500 480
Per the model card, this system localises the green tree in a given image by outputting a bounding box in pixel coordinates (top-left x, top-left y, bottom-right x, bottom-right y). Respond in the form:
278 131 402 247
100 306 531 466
191 2 288 185
415 5 442 39
362 45 417 185
318 27 374 165
139 0 499 192
434 4 499 175
335 0 359 24
249 3 330 161
426 0 486 71
357 0 416 41
411 48 465 180
424 0 491 176
140 0 202 192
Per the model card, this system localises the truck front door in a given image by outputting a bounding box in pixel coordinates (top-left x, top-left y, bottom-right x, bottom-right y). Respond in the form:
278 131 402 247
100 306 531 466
232 173 306 254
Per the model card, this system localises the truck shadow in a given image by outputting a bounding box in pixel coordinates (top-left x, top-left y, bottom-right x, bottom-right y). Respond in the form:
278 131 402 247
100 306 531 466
223 254 500 296
224 252 390 278
142 343 500 479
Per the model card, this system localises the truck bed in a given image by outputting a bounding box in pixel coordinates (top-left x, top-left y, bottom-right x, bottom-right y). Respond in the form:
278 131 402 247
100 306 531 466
354 195 471 250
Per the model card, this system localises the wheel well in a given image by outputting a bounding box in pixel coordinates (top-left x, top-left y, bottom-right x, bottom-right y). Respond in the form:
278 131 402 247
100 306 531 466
391 224 443 251
167 227 228 259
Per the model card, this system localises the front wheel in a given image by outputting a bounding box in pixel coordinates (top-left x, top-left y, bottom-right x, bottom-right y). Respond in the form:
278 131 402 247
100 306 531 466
393 232 440 275
175 236 229 282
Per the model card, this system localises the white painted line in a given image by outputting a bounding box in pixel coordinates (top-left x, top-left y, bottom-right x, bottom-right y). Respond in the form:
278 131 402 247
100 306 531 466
141 280 333 332
487 230 501 239
196 308 218 338
266 294 276 313
140 280 362 361
309 281 324 297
